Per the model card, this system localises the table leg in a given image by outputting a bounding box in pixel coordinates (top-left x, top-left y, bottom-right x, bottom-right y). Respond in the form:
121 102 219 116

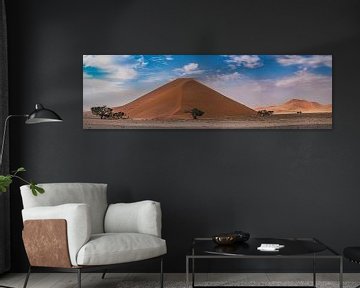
192 246 195 288
186 257 189 288
313 254 316 287
339 257 343 288
192 257 195 288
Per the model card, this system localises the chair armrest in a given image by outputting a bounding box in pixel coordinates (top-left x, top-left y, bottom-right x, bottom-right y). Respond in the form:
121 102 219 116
104 200 162 237
22 203 91 266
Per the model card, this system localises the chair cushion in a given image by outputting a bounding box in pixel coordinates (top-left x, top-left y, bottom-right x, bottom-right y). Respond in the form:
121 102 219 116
76 233 167 266
21 183 108 234
105 201 162 237
344 247 360 263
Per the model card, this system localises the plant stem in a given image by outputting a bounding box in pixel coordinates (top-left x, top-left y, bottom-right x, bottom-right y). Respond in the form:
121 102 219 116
12 175 31 185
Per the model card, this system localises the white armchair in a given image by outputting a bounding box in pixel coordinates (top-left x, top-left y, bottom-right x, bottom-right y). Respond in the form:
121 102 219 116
20 183 166 288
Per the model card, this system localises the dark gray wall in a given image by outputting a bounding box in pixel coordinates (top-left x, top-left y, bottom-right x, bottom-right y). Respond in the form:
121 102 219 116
5 0 360 273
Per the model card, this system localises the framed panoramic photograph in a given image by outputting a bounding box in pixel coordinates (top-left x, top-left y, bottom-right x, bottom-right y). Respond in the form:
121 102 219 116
83 55 332 129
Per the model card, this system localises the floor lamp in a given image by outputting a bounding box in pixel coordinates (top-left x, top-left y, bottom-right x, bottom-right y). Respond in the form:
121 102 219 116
0 103 63 288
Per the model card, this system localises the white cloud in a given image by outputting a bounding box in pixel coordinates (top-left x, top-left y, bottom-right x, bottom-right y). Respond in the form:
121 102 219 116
83 55 143 110
203 70 332 108
149 55 173 64
174 62 204 75
183 63 198 73
276 55 332 68
83 55 113 67
83 71 92 79
150 56 165 63
83 55 181 109
83 55 130 67
216 72 243 81
275 70 331 87
204 72 244 84
135 55 148 68
225 55 263 68
83 76 126 110
112 67 137 80
83 55 137 80
140 73 174 83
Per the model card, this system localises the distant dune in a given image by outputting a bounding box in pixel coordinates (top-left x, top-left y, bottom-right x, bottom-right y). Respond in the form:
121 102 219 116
112 78 256 120
256 99 332 114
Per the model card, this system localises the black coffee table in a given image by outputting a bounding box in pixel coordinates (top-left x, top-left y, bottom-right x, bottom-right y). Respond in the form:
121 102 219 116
186 237 342 288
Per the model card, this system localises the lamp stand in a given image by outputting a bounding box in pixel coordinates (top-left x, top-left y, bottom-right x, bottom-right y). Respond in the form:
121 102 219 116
0 116 27 288
0 115 28 168
0 105 62 287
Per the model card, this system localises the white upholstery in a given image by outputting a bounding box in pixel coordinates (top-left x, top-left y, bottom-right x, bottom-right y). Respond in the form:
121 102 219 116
20 183 166 267
77 233 167 266
105 201 162 237
22 204 91 266
20 183 108 234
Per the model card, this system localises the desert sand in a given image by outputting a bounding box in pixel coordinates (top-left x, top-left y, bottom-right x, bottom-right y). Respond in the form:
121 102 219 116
85 78 332 129
83 113 332 129
257 99 332 114
112 78 256 120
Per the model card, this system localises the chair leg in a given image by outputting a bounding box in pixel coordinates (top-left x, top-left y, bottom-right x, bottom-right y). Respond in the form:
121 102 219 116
77 269 81 288
160 257 164 288
23 266 31 288
101 270 107 279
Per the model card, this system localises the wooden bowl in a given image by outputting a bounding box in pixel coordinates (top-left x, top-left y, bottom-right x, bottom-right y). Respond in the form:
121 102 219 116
212 234 237 245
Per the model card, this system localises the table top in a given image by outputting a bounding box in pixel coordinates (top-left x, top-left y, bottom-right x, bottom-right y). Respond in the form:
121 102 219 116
189 237 340 258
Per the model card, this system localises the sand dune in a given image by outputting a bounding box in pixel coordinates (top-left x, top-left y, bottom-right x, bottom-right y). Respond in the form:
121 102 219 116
113 78 256 120
256 99 332 114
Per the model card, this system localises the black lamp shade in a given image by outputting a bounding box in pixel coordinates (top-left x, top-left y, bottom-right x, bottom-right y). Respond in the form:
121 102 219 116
25 104 63 124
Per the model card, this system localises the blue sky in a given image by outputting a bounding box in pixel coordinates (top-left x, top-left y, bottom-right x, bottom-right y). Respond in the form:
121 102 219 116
83 55 332 110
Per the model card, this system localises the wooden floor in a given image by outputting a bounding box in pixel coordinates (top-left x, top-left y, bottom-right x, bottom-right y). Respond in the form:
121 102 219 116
0 273 359 288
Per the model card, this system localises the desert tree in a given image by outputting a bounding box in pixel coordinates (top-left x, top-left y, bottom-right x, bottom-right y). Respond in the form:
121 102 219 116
112 112 125 119
91 106 113 119
257 110 273 117
189 108 204 119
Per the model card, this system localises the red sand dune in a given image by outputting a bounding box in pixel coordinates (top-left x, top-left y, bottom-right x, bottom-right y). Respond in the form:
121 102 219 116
113 78 256 120
256 99 332 114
